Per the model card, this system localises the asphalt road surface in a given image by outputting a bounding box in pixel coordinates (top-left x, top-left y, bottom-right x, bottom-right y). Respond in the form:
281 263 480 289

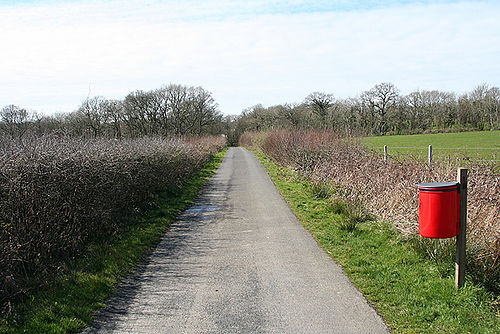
84 147 388 334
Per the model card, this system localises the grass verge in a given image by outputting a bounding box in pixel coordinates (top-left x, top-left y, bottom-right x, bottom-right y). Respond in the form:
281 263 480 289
0 148 228 334
252 149 499 334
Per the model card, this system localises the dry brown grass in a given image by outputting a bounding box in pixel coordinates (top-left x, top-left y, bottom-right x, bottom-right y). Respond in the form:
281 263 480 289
241 130 499 293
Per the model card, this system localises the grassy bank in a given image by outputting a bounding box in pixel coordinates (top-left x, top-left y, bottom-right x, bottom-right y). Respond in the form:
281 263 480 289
362 130 500 161
241 130 499 294
0 148 227 334
253 149 498 333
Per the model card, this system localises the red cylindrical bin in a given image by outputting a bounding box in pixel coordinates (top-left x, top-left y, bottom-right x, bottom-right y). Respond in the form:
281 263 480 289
417 182 460 238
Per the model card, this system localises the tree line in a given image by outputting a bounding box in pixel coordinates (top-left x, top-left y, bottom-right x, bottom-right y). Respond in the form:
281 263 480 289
0 84 224 138
233 83 499 137
3 82 499 142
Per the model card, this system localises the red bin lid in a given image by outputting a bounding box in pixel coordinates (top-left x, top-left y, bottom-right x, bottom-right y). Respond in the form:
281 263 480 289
417 182 458 191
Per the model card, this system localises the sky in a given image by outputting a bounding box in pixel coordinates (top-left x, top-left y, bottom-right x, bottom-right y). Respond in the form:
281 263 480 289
1 0 499 115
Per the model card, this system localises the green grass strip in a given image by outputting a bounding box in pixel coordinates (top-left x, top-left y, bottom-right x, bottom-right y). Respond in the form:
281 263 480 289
252 149 499 334
0 148 228 334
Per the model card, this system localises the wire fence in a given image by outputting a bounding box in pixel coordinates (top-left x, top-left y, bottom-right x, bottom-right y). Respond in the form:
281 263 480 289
374 145 500 163
386 147 499 150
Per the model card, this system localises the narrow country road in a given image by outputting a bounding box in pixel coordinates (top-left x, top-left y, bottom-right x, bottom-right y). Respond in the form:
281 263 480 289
84 147 388 334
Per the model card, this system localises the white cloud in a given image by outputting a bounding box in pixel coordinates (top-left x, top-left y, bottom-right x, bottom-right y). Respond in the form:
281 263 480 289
0 1 499 114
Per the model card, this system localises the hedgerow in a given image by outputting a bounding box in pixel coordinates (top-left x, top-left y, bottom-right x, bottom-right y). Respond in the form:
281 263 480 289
0 135 225 312
240 131 499 294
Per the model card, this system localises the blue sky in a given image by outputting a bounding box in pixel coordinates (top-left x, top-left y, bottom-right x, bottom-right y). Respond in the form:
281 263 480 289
0 1 464 13
1 0 499 115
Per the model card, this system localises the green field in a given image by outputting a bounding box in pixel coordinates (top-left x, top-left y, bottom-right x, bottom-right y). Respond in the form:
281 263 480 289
361 130 500 161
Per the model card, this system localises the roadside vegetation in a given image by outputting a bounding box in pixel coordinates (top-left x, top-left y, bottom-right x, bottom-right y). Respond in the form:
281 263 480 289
251 148 499 333
0 81 230 332
241 131 498 294
0 135 226 332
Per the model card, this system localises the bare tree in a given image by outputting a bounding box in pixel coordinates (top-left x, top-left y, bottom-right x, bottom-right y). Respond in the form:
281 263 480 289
123 91 151 137
103 99 124 138
166 84 191 135
363 83 399 134
190 87 220 135
76 96 111 137
0 104 32 138
277 103 303 129
485 86 500 129
305 92 335 128
469 83 500 130
150 87 170 136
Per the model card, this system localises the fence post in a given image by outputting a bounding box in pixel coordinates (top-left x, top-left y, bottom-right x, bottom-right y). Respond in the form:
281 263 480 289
428 145 433 167
455 168 468 289
384 145 387 162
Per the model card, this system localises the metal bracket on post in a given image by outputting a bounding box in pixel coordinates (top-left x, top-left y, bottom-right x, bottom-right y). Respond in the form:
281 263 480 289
455 168 468 289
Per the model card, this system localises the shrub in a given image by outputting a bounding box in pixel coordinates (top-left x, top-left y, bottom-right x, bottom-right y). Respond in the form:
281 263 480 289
242 131 499 293
0 134 225 312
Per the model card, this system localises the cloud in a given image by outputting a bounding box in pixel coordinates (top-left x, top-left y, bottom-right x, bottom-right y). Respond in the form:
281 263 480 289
0 1 499 114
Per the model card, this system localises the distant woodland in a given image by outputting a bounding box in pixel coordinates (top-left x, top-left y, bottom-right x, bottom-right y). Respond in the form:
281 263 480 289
1 83 499 141
235 83 499 136
0 84 224 138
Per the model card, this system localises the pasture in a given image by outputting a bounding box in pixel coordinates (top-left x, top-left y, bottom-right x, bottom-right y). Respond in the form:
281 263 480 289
362 130 500 162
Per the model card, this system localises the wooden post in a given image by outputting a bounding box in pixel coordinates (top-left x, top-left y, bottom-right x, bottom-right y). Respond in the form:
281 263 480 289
384 145 387 162
428 145 433 167
455 168 468 289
